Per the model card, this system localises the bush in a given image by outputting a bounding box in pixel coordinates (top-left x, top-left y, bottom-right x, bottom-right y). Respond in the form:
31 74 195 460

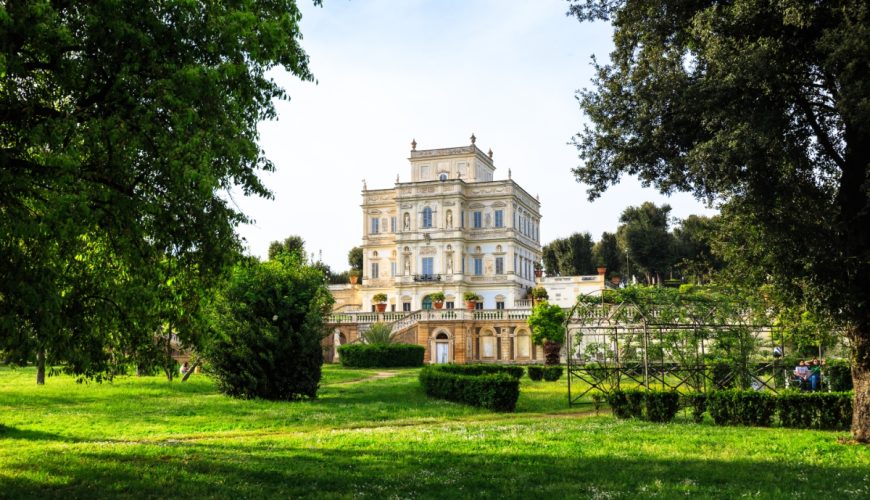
542 365 564 381
607 389 679 422
527 365 544 381
419 366 520 411
709 362 735 390
707 390 776 426
645 391 680 423
607 390 633 419
338 343 424 368
362 323 394 345
777 392 852 430
435 364 524 379
206 257 333 400
826 360 852 391
682 393 708 423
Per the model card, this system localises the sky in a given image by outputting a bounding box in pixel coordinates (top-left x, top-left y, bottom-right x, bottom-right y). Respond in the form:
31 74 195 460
234 0 718 270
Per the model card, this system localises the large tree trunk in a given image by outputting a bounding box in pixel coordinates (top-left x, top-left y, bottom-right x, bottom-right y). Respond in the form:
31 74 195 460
851 325 870 442
36 347 45 385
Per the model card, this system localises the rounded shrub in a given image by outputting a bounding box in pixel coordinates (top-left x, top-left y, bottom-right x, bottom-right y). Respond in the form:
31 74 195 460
527 365 544 381
542 365 564 381
206 256 333 400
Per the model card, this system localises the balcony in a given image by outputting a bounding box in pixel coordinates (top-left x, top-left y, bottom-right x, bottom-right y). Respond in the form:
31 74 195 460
413 274 441 282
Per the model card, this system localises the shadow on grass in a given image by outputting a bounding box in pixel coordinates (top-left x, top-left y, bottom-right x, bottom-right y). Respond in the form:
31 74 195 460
1 439 867 498
0 425 71 443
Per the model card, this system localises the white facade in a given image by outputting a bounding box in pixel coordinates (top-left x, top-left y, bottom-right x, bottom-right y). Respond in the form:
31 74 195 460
360 138 542 312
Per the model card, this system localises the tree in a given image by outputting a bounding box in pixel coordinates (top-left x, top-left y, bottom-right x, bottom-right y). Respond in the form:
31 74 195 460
268 236 307 261
542 232 596 276
528 302 567 365
569 1 870 440
672 215 721 284
0 1 317 383
348 246 363 272
206 254 333 400
616 203 675 284
592 232 625 279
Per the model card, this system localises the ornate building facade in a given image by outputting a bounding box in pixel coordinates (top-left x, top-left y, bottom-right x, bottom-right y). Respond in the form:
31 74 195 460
326 136 605 364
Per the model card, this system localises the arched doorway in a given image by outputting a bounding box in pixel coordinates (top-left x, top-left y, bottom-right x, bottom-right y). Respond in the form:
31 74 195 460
435 332 449 363
422 295 433 310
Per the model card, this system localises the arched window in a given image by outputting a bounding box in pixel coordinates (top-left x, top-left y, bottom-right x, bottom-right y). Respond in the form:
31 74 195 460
422 207 433 228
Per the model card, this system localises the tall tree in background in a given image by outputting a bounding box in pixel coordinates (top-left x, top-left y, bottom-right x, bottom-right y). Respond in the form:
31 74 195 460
616 203 674 284
672 215 721 284
592 232 625 279
569 1 870 440
348 246 363 271
542 232 595 276
268 236 307 261
0 1 317 383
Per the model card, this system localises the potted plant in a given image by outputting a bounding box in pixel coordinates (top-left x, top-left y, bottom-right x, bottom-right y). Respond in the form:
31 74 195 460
349 269 360 285
463 291 480 310
530 286 548 306
429 292 445 309
372 293 388 313
528 302 567 365
534 261 543 279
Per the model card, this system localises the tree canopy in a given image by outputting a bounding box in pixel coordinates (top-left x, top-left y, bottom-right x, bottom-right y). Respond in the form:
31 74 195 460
569 0 870 440
0 1 317 382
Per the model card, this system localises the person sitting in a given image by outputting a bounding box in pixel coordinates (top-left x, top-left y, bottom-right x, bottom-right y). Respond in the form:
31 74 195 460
809 358 823 391
180 361 189 375
793 360 809 390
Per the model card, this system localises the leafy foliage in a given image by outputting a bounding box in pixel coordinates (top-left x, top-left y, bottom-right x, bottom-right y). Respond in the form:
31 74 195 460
707 391 776 427
362 323 395 345
268 236 306 261
337 344 424 368
777 392 853 430
206 255 333 400
527 365 544 381
347 247 363 272
542 232 595 276
542 365 564 382
607 389 679 423
528 302 566 346
616 203 675 284
0 0 316 382
567 0 870 439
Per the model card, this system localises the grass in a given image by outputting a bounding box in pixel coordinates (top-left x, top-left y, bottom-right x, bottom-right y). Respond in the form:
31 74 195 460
1 365 868 499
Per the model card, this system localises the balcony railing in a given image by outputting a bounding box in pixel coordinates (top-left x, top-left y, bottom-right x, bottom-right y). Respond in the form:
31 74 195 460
413 274 441 282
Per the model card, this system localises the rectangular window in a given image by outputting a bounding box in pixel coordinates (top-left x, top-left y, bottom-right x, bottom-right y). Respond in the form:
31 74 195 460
460 211 464 228
371 263 379 279
370 217 379 234
422 257 433 276
403 302 411 312
473 211 482 228
496 301 505 310
475 302 484 310
446 301 454 309
495 210 503 228
495 257 504 275
390 262 396 277
474 258 483 276
391 304 396 312
391 216 396 233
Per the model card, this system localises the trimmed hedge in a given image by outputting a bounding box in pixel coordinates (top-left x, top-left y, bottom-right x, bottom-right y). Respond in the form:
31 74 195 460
707 390 776 426
682 393 708 423
607 389 680 423
419 366 520 411
542 366 564 381
435 364 524 379
527 366 544 381
337 343 424 368
777 392 852 430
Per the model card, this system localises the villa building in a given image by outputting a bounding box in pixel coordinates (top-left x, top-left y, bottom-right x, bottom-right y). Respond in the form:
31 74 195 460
326 136 606 364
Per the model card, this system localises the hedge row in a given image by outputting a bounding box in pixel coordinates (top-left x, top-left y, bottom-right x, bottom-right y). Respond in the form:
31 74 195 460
435 364 524 379
419 366 520 411
682 391 852 430
337 343 425 368
607 389 681 422
527 365 564 381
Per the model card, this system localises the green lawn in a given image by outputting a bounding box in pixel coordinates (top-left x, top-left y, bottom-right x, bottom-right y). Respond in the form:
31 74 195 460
1 365 868 498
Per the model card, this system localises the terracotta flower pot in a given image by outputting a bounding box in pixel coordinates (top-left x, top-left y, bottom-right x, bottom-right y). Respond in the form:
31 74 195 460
349 276 359 285
466 300 476 310
376 303 387 312
434 301 444 309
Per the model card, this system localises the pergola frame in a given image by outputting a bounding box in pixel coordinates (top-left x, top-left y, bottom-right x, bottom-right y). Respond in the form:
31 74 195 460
564 293 784 407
